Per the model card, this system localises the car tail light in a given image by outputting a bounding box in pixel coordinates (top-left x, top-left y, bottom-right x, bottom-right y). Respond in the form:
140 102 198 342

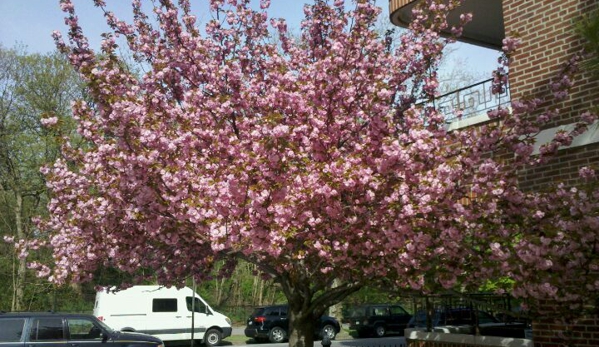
254 316 266 323
97 316 104 322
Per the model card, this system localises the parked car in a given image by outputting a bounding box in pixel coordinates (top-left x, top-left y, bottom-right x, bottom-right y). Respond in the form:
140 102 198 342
0 311 164 347
244 305 340 343
94 285 231 346
407 307 528 338
348 304 412 337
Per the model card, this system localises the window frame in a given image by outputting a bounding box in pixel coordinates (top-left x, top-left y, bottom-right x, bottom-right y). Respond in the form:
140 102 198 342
0 318 26 343
29 317 65 341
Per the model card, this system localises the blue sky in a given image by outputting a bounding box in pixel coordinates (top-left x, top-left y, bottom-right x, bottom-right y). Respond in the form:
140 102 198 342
0 0 311 53
0 0 500 78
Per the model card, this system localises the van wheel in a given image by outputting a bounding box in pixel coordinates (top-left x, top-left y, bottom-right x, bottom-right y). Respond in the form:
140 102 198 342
204 329 222 347
269 327 287 343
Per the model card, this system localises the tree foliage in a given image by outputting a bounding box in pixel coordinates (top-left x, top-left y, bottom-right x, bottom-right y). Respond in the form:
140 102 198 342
0 46 82 311
577 7 599 76
19 1 599 346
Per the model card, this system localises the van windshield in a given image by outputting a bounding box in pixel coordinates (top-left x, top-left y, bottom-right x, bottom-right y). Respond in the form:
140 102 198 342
186 297 208 313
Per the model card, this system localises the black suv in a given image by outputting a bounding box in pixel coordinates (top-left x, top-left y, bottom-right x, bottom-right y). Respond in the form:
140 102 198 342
244 305 340 343
407 307 528 338
348 304 412 337
0 312 164 347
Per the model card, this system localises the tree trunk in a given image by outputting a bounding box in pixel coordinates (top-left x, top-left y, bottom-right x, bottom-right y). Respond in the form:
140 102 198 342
258 278 264 305
288 307 317 347
280 275 361 347
15 257 26 311
13 191 25 311
328 279 343 321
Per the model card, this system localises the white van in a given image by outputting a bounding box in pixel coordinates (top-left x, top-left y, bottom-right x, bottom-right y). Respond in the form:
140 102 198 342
93 285 232 346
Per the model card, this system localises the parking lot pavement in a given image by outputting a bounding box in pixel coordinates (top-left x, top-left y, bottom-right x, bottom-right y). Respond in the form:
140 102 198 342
232 326 245 336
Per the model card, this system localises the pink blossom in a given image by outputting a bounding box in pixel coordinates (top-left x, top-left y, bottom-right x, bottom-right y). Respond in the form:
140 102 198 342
579 167 596 180
260 0 270 9
23 0 599 331
501 36 520 53
41 117 59 127
59 0 74 13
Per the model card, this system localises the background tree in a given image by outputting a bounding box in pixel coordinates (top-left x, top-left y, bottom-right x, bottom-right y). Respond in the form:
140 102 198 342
27 1 599 347
0 46 81 311
576 7 599 76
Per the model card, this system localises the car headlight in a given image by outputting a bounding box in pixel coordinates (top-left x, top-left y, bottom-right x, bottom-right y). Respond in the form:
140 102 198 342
225 317 232 325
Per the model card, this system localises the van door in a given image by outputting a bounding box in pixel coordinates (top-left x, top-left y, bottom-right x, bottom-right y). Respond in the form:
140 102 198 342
185 296 210 339
149 297 188 340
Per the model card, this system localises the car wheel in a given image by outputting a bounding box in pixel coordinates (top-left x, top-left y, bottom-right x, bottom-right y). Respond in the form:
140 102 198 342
269 326 287 343
375 325 386 337
204 329 222 347
320 324 337 340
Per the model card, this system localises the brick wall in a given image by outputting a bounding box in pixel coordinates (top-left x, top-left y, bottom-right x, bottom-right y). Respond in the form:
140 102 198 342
407 341 521 347
504 0 598 120
519 141 599 192
502 1 599 346
405 330 533 347
531 315 599 347
503 0 599 192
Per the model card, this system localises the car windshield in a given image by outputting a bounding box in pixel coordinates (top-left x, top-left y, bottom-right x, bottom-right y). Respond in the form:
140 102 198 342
95 318 114 333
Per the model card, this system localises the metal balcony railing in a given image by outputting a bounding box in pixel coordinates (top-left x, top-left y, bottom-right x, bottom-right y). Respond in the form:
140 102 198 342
427 78 511 123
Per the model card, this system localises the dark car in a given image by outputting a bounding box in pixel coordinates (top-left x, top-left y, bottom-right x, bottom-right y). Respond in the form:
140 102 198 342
407 307 528 338
348 304 412 337
244 305 340 343
0 312 164 347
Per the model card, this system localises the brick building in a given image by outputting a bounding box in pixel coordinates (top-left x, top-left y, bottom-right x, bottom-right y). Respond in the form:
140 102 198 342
390 0 599 346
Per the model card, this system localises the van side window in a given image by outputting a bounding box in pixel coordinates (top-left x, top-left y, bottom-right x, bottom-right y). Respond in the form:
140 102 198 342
153 298 178 312
186 297 207 313
30 318 64 341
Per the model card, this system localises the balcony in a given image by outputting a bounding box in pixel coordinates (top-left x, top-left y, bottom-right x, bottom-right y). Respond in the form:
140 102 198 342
389 0 505 49
422 78 511 129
